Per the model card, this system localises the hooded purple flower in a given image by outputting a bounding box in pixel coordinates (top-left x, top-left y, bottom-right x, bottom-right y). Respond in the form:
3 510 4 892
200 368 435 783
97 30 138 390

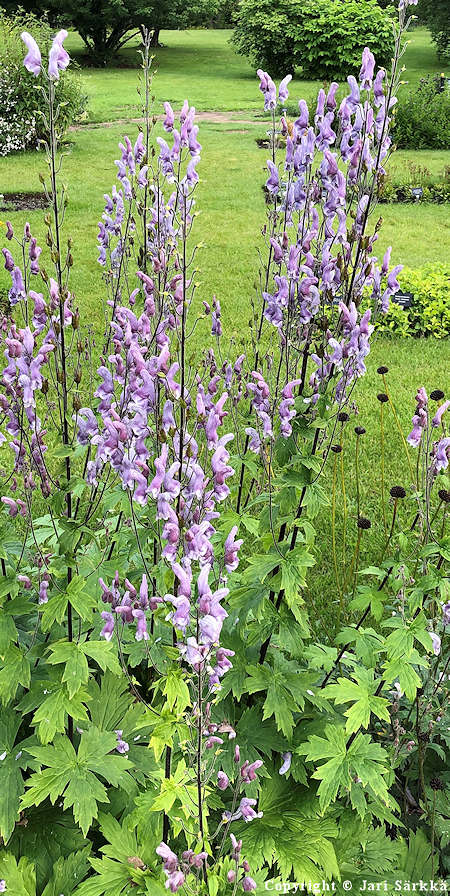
278 74 292 105
48 30 70 81
359 47 375 90
279 751 292 775
257 69 277 110
432 400 449 428
100 611 114 641
21 32 41 76
224 525 243 572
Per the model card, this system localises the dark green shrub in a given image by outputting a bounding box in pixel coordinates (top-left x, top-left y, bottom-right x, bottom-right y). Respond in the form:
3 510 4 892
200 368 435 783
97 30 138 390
393 77 450 150
233 0 394 78
0 12 87 155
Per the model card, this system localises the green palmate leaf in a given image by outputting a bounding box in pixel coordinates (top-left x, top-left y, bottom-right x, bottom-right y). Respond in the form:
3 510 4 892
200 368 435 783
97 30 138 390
300 725 392 815
0 853 36 896
246 655 319 739
159 668 191 712
87 672 132 731
21 727 133 836
0 644 31 705
32 683 91 743
350 585 387 622
382 649 425 701
47 640 121 699
41 577 96 632
324 669 390 734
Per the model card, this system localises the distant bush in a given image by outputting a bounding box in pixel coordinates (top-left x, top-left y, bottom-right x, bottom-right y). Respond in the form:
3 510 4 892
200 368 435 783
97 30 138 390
419 0 450 63
233 0 394 78
365 266 450 338
0 12 86 155
393 76 450 150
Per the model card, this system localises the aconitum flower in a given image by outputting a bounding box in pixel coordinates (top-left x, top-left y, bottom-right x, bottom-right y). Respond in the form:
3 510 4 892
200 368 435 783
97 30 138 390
442 603 450 626
100 611 114 641
432 400 449 428
279 751 292 775
257 69 276 110
278 74 292 105
430 632 441 656
156 842 178 873
48 30 70 80
21 32 41 76
224 525 243 572
1 497 18 517
115 730 129 753
217 770 229 790
243 878 257 892
433 437 450 472
359 47 375 89
266 160 279 195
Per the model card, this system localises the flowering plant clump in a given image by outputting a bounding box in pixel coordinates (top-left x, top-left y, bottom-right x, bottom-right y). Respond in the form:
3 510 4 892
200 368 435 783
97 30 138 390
0 3 448 893
0 12 86 156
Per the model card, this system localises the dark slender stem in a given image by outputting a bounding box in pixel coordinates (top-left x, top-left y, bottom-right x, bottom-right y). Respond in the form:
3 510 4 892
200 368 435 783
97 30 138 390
258 428 320 664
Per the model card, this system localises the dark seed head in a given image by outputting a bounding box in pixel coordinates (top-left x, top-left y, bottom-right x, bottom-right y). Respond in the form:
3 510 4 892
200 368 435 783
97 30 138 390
357 516 372 530
377 393 389 403
338 412 349 422
331 444 342 453
430 777 444 791
354 426 366 436
430 389 445 401
377 366 389 375
438 489 450 504
390 485 406 499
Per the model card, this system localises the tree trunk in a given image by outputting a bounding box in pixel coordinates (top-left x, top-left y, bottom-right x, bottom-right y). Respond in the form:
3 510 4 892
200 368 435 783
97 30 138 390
150 28 161 47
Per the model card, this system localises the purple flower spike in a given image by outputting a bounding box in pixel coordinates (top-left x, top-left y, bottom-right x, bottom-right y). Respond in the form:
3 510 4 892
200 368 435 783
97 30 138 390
21 31 41 76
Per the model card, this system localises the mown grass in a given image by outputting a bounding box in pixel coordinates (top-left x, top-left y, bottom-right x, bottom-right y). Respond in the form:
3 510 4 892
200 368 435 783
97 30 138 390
65 27 445 123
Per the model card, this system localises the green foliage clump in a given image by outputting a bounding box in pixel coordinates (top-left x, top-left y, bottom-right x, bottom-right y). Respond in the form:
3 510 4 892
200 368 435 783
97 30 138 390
0 12 86 156
367 266 450 338
393 77 450 150
233 0 394 78
418 0 450 63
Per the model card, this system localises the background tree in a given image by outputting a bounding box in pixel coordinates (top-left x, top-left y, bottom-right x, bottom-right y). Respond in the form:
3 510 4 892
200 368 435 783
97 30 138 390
1 0 221 62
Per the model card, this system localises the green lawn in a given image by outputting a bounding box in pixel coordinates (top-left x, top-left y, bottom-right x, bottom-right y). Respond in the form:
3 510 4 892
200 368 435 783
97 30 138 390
65 27 445 123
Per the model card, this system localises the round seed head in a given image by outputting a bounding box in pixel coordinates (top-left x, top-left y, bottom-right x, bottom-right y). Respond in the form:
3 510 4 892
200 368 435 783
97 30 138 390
390 485 406 499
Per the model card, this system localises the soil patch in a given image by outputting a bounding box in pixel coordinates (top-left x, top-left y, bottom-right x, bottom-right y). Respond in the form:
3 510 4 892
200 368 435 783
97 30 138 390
0 191 50 212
